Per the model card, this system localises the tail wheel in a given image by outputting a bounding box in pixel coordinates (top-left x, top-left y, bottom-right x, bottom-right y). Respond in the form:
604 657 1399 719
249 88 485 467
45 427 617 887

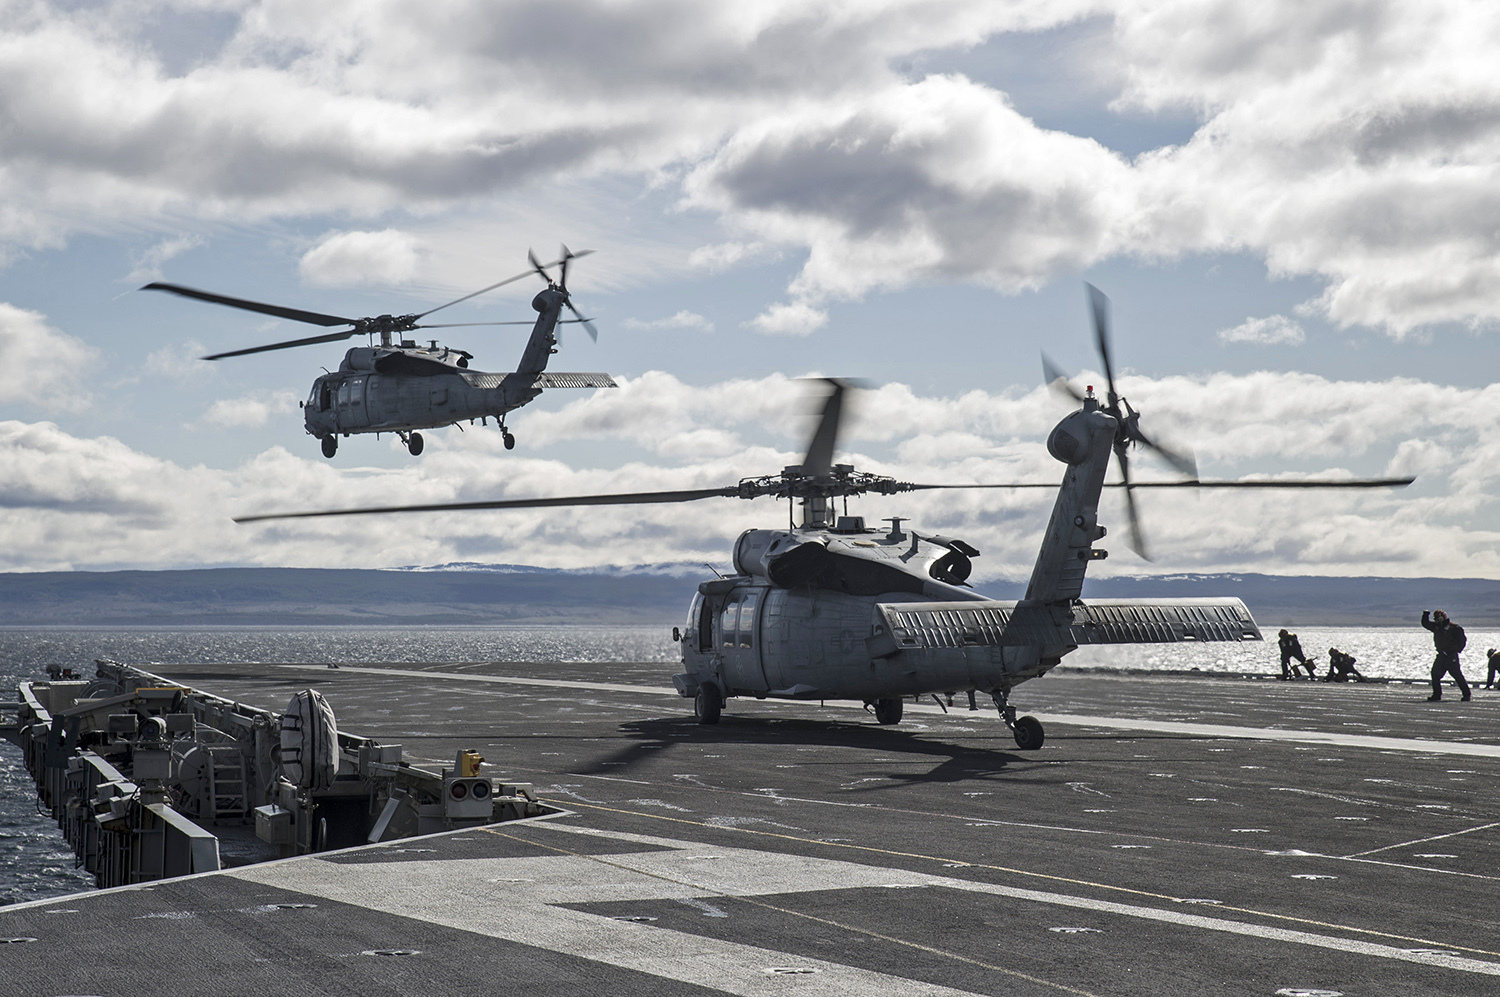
694 683 722 725
408 432 424 456
320 437 337 459
503 432 516 450
873 697 903 724
1013 715 1045 750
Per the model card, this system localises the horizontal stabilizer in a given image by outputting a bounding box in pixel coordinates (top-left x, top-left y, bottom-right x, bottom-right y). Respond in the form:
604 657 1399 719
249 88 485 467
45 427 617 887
875 597 1260 652
458 371 618 390
531 372 618 389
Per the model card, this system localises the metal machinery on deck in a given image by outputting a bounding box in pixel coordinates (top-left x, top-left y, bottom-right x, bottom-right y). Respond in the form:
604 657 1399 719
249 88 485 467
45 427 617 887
2 661 550 889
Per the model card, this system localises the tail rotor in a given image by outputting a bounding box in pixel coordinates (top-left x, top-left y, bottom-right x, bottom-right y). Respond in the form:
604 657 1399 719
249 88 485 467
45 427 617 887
530 244 598 342
1045 283 1199 559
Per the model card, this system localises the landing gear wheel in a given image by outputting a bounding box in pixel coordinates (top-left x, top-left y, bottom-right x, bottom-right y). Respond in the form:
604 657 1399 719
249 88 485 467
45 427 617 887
320 437 337 459
1012 715 1045 750
694 683 721 725
873 698 903 725
407 432 424 456
503 432 516 450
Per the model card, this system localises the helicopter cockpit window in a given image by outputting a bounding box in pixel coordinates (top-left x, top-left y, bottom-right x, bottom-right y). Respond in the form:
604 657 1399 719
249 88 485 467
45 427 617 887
337 381 350 408
737 591 758 648
721 599 739 648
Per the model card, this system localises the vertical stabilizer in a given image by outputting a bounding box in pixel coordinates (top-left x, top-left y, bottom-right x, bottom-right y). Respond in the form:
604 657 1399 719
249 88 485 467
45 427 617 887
1024 402 1116 604
517 288 567 375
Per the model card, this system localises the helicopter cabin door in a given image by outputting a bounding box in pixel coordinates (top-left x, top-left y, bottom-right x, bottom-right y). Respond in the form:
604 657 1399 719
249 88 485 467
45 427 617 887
718 588 769 694
337 377 369 429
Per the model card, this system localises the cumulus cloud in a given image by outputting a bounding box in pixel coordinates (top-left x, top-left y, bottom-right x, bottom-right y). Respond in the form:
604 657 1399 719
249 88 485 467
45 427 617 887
621 310 714 333
202 389 301 429
0 2 1064 251
300 229 425 286
3 2 1500 337
142 341 213 383
0 303 97 410
3 370 1495 576
747 301 828 336
1217 315 1306 346
125 233 205 285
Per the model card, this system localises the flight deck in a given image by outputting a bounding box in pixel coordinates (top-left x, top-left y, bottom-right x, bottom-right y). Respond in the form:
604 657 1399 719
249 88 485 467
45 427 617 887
5 661 1499 996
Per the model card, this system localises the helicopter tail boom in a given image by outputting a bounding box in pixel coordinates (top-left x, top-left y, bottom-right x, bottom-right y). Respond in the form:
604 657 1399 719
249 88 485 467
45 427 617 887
1023 403 1116 604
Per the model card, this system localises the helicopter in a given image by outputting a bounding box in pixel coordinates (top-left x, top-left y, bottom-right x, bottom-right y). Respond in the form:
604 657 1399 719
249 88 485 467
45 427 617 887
141 247 617 458
233 286 1414 749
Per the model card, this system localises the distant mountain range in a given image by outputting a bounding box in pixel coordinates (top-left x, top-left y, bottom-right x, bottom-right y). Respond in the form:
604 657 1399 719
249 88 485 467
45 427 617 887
0 566 1495 628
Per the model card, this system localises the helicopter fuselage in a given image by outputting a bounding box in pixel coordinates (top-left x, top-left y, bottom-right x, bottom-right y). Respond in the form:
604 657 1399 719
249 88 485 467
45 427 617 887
673 518 1259 708
303 345 545 438
145 259 615 458
301 287 616 455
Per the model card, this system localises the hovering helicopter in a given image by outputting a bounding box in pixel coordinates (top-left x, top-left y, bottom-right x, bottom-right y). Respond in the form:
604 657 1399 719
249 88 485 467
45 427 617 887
142 247 616 458
234 287 1413 749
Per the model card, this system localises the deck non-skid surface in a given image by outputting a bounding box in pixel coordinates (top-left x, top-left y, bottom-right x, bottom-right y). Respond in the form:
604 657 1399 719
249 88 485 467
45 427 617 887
6 662 1500 996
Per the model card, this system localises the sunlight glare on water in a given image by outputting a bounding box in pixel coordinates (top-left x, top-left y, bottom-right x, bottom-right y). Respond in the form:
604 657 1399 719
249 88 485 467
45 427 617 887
1064 626 1499 682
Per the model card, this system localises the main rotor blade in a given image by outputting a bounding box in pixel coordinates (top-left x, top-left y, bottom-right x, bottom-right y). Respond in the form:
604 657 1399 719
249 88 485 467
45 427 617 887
142 283 357 327
1124 477 1416 489
415 269 540 319
235 486 741 524
1041 352 1084 402
1085 282 1118 409
417 321 538 328
1115 445 1150 561
202 329 360 360
801 379 846 479
899 476 1416 491
417 250 595 320
899 482 1058 490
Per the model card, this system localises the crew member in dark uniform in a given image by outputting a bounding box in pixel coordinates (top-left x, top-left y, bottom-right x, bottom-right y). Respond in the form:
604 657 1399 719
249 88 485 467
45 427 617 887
1324 647 1365 682
1277 629 1309 680
1486 648 1500 690
1421 609 1470 701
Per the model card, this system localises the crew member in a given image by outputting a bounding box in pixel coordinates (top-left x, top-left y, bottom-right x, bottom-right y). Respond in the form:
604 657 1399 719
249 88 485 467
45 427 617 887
1277 629 1309 680
1486 648 1500 690
1421 609 1470 702
1325 647 1365 682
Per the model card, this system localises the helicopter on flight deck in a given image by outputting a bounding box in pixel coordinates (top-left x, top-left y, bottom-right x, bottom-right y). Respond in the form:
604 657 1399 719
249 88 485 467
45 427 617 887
141 247 616 458
234 286 1413 749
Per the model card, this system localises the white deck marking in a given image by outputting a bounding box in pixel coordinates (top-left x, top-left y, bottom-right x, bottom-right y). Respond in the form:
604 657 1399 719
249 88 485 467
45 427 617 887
230 844 1006 997
1021 712 1500 759
1343 822 1500 859
282 664 1500 759
229 822 1500 982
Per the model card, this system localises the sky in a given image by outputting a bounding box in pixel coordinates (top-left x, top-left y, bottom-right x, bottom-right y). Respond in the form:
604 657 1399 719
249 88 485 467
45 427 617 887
2 0 1500 582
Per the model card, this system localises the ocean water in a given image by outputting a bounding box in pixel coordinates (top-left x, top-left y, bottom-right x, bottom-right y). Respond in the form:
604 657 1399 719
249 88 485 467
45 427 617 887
1063 624 1500 681
3 622 1494 907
